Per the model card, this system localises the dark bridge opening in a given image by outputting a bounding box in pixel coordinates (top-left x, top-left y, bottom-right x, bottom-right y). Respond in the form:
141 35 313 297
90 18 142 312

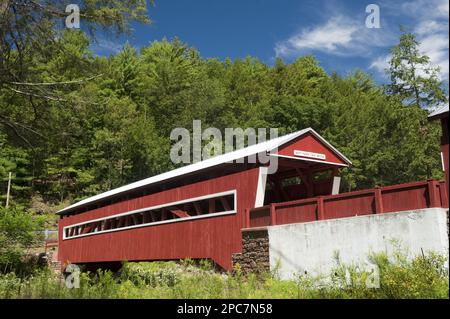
64 191 236 239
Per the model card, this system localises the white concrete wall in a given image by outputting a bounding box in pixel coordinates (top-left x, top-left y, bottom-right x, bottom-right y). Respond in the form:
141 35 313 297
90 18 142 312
268 208 449 280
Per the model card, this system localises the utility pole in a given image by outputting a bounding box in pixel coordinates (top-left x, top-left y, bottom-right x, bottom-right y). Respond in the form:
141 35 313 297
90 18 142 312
5 172 11 207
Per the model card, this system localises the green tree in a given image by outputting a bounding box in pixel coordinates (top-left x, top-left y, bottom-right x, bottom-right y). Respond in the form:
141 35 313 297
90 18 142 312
0 28 446 206
0 0 152 140
0 0 151 85
386 30 448 108
0 206 46 274
324 71 443 191
0 133 31 206
266 56 330 134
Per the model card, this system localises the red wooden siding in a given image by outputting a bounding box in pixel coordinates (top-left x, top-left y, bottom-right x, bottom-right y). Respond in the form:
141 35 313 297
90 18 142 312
59 167 260 270
245 206 271 228
247 180 448 228
275 199 318 224
275 132 347 166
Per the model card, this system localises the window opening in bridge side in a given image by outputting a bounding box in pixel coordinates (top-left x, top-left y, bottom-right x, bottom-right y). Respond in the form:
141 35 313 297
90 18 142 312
63 190 236 239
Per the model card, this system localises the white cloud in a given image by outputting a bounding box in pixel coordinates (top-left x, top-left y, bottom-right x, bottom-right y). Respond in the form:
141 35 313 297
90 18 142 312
412 0 449 80
369 55 390 74
400 0 449 20
437 0 450 17
415 20 445 36
275 16 358 56
419 34 449 80
275 0 448 82
275 14 395 58
370 0 449 81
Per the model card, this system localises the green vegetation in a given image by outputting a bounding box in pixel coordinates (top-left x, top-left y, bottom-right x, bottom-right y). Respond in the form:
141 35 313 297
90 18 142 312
0 252 447 299
0 1 448 299
386 29 447 109
1 6 448 207
0 206 47 276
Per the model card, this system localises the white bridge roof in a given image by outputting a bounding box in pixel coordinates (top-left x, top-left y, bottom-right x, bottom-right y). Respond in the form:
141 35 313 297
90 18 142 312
58 127 351 215
429 103 449 120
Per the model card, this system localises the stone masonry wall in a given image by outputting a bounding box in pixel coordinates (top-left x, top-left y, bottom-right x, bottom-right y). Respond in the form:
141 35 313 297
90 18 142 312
232 228 269 274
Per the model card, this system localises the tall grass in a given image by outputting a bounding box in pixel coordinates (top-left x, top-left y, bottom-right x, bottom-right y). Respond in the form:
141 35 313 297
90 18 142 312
0 251 448 299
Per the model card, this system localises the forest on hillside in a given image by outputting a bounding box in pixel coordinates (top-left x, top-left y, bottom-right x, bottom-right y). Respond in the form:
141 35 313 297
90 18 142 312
0 1 448 213
0 1 449 301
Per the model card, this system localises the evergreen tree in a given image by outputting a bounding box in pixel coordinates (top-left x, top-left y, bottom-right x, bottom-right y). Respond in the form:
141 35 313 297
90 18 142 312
0 28 446 205
386 30 448 108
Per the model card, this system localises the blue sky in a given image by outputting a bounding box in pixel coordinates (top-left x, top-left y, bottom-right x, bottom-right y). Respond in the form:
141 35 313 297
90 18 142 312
91 0 449 84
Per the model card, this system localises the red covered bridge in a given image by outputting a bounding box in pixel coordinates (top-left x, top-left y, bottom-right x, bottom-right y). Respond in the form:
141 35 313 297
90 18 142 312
57 128 448 270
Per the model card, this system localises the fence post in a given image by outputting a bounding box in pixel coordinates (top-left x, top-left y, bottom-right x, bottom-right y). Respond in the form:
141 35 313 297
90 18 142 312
438 181 448 208
270 204 277 226
374 187 384 214
427 180 440 208
317 197 325 220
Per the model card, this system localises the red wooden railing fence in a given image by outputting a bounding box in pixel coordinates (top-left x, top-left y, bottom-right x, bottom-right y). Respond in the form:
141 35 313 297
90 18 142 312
246 180 448 228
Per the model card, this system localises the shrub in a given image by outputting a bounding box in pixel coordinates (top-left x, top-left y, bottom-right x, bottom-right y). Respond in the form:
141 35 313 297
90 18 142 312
0 206 46 276
0 251 447 299
119 261 181 287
